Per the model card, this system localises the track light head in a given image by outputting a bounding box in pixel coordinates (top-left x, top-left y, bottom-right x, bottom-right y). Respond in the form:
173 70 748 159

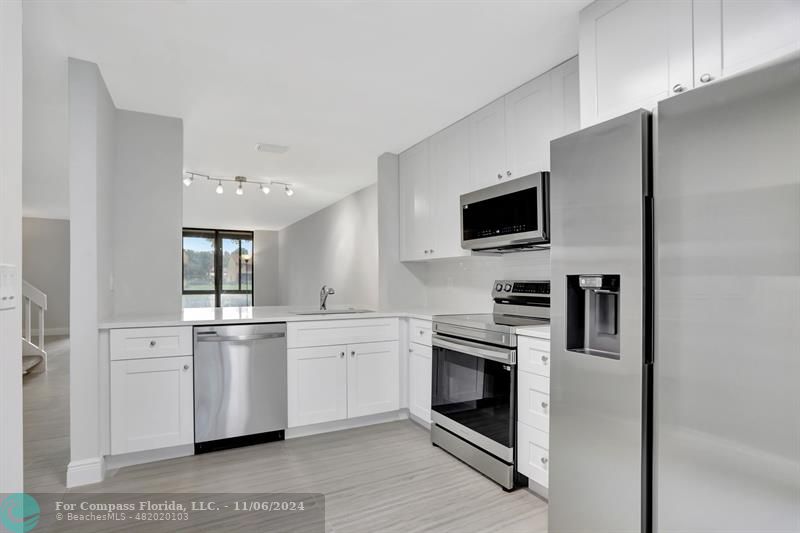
236 183 244 196
260 184 270 195
183 174 194 187
215 181 224 194
285 185 294 197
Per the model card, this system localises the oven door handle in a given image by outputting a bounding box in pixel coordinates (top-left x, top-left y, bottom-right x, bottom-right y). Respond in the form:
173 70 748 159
432 335 516 364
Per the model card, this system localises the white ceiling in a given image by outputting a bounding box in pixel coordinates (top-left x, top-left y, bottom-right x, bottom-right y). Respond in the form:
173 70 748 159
22 0 589 229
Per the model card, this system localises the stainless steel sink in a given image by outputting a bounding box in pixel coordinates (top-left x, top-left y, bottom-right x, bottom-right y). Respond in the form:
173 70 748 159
292 308 373 315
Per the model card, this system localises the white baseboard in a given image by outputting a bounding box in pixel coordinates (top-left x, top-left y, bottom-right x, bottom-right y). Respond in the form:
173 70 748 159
408 412 432 430
286 410 408 439
105 444 194 472
66 457 104 487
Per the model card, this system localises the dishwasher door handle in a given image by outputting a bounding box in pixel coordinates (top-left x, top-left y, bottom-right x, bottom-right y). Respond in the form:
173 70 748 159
196 332 286 342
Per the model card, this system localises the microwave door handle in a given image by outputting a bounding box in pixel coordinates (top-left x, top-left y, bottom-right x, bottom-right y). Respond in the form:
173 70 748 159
433 336 515 364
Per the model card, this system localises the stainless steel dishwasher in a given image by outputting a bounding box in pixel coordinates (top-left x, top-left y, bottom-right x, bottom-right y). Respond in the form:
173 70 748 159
193 323 287 453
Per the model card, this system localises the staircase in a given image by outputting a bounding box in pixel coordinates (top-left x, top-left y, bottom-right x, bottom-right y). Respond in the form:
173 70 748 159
22 280 48 374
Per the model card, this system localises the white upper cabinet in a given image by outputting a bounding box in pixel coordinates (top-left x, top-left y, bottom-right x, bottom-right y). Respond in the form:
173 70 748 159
399 58 578 262
580 0 800 126
469 98 507 191
429 117 471 259
580 0 694 126
693 0 800 86
505 75 554 178
398 140 431 261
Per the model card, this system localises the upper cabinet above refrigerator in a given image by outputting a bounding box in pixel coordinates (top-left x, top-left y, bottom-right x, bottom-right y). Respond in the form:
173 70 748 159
579 0 800 127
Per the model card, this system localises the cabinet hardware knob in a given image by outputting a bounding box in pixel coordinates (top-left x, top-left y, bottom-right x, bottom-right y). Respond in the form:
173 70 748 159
429 249 434 254
541 457 549 465
541 401 549 409
424 250 429 254
541 355 549 363
409 348 413 353
149 340 157 347
506 170 512 177
497 173 503 180
419 330 423 335
351 350 356 357
672 83 685 93
340 351 345 357
183 364 190 370
700 73 713 83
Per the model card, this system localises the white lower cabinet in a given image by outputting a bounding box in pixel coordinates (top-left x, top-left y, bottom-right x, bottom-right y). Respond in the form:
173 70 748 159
287 345 349 427
347 341 400 418
288 340 399 427
517 421 549 488
110 355 194 455
408 342 432 424
516 335 551 490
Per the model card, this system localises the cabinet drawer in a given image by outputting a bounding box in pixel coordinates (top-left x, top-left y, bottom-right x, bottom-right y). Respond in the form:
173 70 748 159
110 326 193 361
517 336 550 377
517 421 549 487
287 318 399 348
408 318 432 347
517 370 550 432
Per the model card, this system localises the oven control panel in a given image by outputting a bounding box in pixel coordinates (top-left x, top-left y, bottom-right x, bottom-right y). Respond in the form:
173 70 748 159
492 279 550 297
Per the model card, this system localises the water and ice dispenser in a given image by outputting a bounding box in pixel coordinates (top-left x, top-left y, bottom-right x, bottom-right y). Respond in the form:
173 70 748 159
566 275 621 359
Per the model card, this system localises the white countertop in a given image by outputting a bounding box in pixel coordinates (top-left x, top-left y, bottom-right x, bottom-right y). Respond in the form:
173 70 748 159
515 323 551 340
98 306 460 329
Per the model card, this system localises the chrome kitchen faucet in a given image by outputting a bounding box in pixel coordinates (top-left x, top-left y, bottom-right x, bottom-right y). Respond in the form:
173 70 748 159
319 285 335 310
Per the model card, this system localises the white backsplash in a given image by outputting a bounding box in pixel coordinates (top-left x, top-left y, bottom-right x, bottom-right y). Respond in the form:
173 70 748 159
422 251 551 313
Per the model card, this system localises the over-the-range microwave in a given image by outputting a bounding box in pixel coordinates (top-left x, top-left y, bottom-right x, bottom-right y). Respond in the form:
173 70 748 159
460 171 549 253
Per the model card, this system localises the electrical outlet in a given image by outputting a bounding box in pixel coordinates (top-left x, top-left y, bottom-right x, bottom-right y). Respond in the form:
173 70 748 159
0 264 19 311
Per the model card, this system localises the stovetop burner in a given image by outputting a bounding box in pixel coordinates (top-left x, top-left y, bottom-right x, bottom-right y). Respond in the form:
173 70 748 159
433 280 550 347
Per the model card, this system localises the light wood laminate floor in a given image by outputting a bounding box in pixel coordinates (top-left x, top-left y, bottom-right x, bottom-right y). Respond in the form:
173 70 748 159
23 337 547 532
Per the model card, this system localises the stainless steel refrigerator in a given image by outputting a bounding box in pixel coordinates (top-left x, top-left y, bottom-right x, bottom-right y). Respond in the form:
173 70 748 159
548 55 800 533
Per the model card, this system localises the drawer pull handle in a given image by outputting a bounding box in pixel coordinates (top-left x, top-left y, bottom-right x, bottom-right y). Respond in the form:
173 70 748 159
541 401 549 409
149 340 157 347
541 457 549 465
541 355 548 363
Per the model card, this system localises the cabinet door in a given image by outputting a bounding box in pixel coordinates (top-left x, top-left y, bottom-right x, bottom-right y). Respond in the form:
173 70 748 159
550 56 581 138
398 140 432 261
110 356 194 455
429 118 471 259
693 0 800 86
517 421 549 488
408 342 432 424
469 97 507 191
505 74 555 176
287 345 348 427
579 0 693 126
347 341 399 418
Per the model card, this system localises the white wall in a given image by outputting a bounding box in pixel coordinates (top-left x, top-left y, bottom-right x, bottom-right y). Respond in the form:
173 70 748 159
279 184 379 309
113 110 182 316
68 57 114 486
0 0 24 493
22 217 70 333
423 252 551 312
253 230 280 305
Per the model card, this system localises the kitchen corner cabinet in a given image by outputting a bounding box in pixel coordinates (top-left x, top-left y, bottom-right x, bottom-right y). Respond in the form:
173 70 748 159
399 57 579 262
110 355 194 455
579 0 800 127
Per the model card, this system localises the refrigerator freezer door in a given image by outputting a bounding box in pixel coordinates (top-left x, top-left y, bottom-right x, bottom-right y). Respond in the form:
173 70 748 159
655 57 800 531
549 110 650 533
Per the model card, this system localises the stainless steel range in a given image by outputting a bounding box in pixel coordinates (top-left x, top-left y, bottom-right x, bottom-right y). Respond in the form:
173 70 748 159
431 280 550 490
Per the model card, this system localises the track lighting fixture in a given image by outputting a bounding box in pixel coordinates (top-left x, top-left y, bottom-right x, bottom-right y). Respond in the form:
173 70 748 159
183 171 294 199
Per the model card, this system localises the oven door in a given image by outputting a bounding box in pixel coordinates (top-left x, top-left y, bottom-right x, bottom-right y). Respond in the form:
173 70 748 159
460 172 549 251
431 334 516 462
